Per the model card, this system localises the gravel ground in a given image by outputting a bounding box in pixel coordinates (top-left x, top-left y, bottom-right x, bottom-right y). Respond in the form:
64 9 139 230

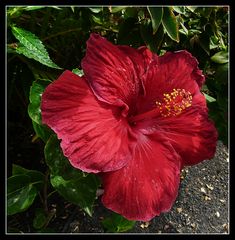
52 140 229 234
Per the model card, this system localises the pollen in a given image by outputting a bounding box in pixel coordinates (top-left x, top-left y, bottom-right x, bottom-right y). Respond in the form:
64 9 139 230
155 88 192 117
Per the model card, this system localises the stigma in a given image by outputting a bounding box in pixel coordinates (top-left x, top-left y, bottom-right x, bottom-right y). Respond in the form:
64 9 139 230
156 88 192 117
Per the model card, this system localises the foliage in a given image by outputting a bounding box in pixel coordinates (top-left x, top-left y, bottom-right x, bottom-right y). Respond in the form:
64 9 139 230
7 6 228 233
102 212 136 233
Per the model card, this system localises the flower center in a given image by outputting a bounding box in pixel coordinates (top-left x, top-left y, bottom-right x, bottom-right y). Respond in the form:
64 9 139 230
156 88 192 117
128 88 192 124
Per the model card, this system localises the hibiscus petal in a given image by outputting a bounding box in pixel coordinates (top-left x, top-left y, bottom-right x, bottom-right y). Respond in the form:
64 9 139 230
101 134 181 221
159 50 205 88
117 45 158 98
81 33 143 116
137 50 205 113
143 105 218 166
41 70 136 173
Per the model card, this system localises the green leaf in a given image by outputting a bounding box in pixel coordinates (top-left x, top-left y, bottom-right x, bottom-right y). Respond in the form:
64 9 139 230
123 8 138 18
23 6 61 11
140 20 164 53
203 93 216 103
23 6 46 11
32 120 53 143
178 16 188 36
72 68 84 77
215 63 228 85
26 61 59 82
186 6 198 12
173 6 186 15
11 26 62 69
102 212 136 233
33 208 47 229
7 7 22 18
211 51 228 64
109 7 127 13
28 79 51 125
44 135 100 216
162 7 179 42
89 7 103 13
12 164 45 191
208 102 228 145
147 7 163 34
16 46 61 69
44 135 84 180
91 14 103 25
7 175 38 215
50 174 99 217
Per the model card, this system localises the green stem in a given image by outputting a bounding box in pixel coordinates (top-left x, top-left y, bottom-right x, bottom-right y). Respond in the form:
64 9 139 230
47 190 57 198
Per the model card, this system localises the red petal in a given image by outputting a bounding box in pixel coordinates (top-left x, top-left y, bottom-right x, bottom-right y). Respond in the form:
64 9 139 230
41 70 135 173
137 46 156 67
137 50 205 113
141 104 218 166
117 45 158 97
117 45 156 77
101 134 181 221
160 50 205 88
81 34 143 116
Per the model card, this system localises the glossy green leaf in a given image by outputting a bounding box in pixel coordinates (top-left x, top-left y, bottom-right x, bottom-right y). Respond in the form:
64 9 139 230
28 80 51 125
33 208 47 229
12 164 45 191
109 6 127 13
147 7 163 34
173 6 186 15
11 26 62 69
91 14 103 25
50 174 99 217
7 175 39 215
32 120 53 143
89 7 103 13
162 7 179 42
177 16 188 36
26 61 59 82
186 6 197 12
140 20 164 53
72 68 84 77
16 46 61 69
23 6 61 11
203 93 216 103
208 102 228 145
102 212 136 233
44 135 85 180
123 7 138 18
215 63 228 85
211 51 228 64
44 135 100 216
23 6 46 11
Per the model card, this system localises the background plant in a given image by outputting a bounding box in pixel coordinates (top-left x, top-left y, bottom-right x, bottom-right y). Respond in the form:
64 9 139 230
7 6 228 233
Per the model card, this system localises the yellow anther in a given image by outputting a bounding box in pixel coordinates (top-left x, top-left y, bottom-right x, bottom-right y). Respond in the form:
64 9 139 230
155 88 192 117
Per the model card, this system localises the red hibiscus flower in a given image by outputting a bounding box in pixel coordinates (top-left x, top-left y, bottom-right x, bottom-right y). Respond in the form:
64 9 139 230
41 33 217 221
